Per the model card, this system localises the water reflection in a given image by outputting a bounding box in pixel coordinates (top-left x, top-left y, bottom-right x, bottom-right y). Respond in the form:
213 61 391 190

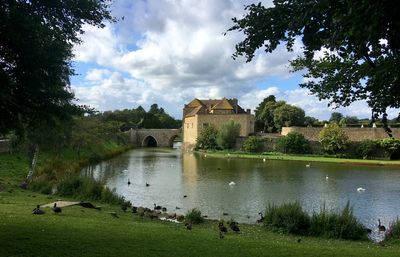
82 147 400 241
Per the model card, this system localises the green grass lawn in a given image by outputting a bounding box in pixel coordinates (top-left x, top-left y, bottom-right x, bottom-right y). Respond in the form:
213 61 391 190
2 151 400 257
204 151 400 166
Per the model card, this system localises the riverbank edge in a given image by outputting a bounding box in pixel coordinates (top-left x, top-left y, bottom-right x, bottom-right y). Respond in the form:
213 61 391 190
196 150 400 167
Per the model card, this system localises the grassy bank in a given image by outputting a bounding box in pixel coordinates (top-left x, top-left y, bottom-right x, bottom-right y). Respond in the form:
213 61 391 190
1 190 400 257
202 151 400 166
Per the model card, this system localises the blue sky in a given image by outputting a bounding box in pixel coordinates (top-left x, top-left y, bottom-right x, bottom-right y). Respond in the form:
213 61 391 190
70 0 388 120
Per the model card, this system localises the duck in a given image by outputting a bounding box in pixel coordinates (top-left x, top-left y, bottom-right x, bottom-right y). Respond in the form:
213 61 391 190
185 223 192 230
378 219 386 232
228 181 236 186
146 182 150 187
52 203 62 213
162 207 167 212
229 222 240 233
32 205 45 215
357 187 366 192
175 206 181 210
154 203 162 210
223 212 229 216
218 222 228 233
127 179 131 185
257 212 264 223
183 195 187 198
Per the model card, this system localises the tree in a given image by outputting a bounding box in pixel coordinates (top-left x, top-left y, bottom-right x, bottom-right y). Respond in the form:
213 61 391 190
273 104 305 128
304 116 318 127
278 132 311 154
254 95 276 131
258 100 286 132
0 0 113 136
329 112 344 124
216 121 241 150
319 123 349 154
242 136 263 153
229 1 400 132
195 126 218 150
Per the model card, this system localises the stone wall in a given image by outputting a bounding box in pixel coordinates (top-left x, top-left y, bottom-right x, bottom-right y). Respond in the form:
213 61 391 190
0 140 10 153
129 129 182 147
281 126 399 141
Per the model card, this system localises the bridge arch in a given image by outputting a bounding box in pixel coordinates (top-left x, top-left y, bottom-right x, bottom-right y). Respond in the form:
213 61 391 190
168 134 180 147
142 135 158 147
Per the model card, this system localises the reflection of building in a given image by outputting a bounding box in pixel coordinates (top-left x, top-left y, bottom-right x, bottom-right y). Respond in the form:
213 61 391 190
182 98 255 149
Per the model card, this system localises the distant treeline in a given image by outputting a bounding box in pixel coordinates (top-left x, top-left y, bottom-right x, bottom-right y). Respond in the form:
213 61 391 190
98 104 182 131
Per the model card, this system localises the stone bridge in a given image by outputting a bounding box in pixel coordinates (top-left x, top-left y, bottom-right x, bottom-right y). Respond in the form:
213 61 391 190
128 129 182 147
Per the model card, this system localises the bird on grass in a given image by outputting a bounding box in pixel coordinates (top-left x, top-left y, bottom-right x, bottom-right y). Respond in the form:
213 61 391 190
32 205 45 215
218 222 228 233
52 203 62 214
185 223 192 230
378 219 386 232
229 222 240 233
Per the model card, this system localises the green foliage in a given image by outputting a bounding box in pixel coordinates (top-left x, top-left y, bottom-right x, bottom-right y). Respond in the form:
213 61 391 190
57 176 125 205
385 218 400 242
377 138 400 159
0 0 113 135
185 208 204 224
229 1 400 123
304 116 319 127
216 121 241 150
319 123 349 154
309 203 367 240
355 140 378 159
242 136 263 153
30 180 52 195
273 105 305 129
264 201 310 235
278 132 311 154
256 98 286 132
329 112 344 124
195 126 218 150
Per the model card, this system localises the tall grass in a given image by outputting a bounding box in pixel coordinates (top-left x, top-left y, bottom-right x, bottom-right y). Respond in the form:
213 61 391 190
264 201 310 235
263 201 368 240
309 202 367 240
185 208 204 224
385 218 400 242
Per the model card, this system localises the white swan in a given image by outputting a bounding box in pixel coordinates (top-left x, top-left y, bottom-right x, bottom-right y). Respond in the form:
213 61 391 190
325 175 329 180
357 187 366 192
306 164 310 168
263 158 266 162
229 181 236 186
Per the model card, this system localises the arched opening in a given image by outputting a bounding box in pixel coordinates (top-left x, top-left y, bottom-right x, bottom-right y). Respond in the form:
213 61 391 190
168 134 182 148
390 151 400 160
143 136 158 147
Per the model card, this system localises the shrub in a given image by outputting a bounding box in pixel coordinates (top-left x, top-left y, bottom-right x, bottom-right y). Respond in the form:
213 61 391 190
309 202 367 240
385 218 400 242
185 208 204 224
57 176 83 196
101 187 125 205
355 140 377 159
242 136 263 152
319 123 349 154
30 180 52 195
378 138 400 160
278 132 311 154
264 201 310 235
217 121 241 149
195 126 218 150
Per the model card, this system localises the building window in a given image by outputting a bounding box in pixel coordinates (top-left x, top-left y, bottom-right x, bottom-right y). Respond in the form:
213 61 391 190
203 123 209 128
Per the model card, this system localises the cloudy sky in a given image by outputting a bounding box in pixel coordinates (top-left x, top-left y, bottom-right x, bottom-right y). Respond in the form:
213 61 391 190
71 0 382 120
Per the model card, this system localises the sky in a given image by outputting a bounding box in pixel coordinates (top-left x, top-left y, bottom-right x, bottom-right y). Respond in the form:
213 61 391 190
70 0 392 120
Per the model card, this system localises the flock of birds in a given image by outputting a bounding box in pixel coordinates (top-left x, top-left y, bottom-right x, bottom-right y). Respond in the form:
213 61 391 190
32 203 61 215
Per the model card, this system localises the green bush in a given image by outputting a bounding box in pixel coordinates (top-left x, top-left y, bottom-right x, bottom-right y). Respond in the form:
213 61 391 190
30 180 52 195
319 123 349 154
355 140 377 159
57 176 83 196
309 203 367 240
185 208 204 224
264 201 310 235
217 120 241 149
385 218 400 242
278 132 311 154
101 187 125 205
242 136 263 152
195 126 218 150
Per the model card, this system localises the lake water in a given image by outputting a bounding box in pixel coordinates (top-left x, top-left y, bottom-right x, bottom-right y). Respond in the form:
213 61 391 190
82 146 400 241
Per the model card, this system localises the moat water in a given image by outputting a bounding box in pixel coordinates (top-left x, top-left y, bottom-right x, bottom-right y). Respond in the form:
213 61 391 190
82 145 400 241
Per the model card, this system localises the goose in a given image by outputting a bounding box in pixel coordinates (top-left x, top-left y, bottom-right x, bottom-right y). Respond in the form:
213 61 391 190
229 222 240 233
218 222 228 233
228 181 236 186
32 205 45 215
257 212 264 223
154 203 162 210
223 212 229 216
185 223 192 230
175 206 181 210
52 203 62 213
127 179 131 185
378 219 386 232
183 195 187 198
357 187 366 192
162 207 167 212
146 182 150 187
